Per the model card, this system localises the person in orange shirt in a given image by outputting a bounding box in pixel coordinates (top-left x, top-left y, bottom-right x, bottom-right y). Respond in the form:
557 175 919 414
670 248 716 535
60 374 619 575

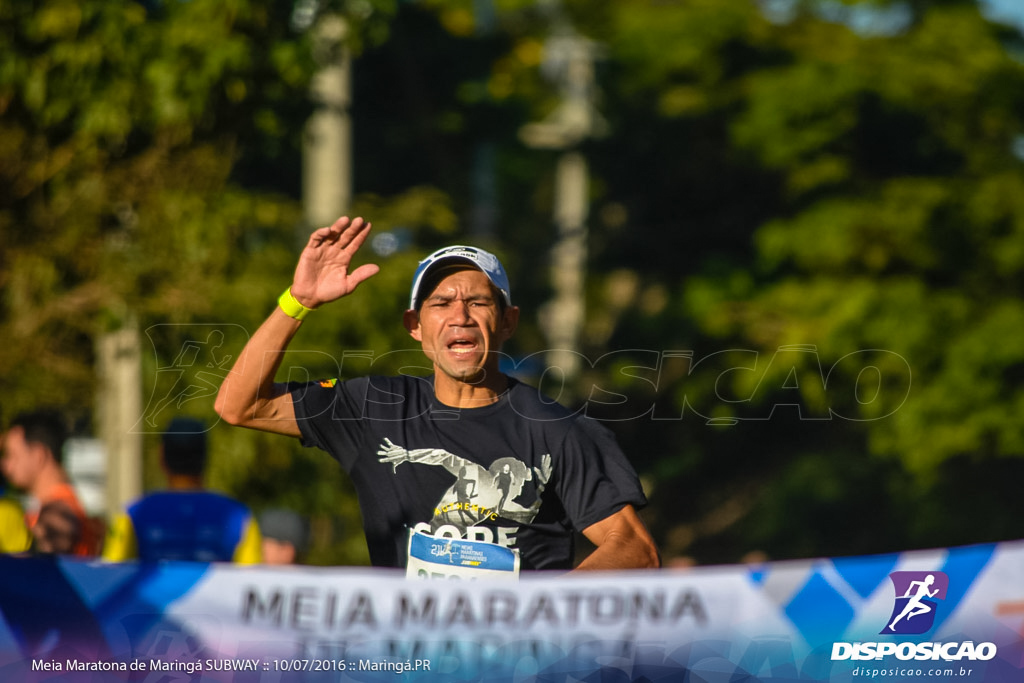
1 409 96 556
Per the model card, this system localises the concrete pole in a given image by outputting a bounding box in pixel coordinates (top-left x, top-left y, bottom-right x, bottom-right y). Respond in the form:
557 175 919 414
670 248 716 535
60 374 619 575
521 30 605 389
545 151 588 379
96 323 143 521
303 14 352 229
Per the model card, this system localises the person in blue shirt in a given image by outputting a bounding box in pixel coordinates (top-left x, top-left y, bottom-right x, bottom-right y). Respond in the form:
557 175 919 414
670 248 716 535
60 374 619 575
102 417 262 563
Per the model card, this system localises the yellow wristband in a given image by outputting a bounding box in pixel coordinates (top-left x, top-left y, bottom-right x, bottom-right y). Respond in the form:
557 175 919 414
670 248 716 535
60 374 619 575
278 288 315 320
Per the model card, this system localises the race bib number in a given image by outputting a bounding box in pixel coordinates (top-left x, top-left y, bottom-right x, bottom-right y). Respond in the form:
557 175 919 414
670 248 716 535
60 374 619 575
406 530 520 580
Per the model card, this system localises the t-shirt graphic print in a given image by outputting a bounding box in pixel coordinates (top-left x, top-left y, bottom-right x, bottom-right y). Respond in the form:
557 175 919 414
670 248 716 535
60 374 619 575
377 439 552 543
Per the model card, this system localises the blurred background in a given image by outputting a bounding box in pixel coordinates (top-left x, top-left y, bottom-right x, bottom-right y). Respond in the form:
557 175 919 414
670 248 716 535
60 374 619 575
2 0 1023 567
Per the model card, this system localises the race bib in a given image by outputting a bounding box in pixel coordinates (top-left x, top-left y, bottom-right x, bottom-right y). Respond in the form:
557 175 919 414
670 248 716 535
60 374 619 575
405 530 520 580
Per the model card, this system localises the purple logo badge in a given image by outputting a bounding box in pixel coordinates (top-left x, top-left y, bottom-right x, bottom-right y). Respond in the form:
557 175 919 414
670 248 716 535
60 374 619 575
881 571 949 635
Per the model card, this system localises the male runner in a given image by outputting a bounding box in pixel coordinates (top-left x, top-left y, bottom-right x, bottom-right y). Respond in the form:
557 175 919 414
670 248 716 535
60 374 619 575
216 216 659 572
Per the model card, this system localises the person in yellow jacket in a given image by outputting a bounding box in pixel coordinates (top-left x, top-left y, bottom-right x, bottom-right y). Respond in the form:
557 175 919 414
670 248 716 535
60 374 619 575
0 496 31 553
103 417 261 564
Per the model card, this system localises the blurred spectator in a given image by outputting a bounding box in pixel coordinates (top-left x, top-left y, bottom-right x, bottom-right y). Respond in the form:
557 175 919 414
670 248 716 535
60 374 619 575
1 409 96 556
665 555 697 570
741 550 769 565
259 508 309 565
102 417 262 563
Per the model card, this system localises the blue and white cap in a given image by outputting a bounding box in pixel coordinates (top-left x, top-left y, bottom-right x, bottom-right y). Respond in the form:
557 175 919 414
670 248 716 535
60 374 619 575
409 245 512 310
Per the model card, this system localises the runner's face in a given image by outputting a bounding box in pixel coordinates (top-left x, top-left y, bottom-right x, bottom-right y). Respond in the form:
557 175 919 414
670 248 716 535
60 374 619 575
407 269 515 384
1 427 40 489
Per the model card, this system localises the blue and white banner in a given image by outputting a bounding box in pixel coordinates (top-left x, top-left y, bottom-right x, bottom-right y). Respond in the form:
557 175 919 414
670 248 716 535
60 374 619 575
0 539 1021 682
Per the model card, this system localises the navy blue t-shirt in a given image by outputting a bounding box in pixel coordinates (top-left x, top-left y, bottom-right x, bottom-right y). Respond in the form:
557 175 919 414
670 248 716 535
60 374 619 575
292 375 646 570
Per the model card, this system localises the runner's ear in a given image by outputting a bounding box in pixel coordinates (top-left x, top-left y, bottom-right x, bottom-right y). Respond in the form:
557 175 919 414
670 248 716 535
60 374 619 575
499 305 519 341
403 309 422 341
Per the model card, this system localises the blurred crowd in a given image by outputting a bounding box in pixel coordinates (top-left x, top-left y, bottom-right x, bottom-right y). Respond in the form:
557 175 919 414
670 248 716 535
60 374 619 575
0 408 307 565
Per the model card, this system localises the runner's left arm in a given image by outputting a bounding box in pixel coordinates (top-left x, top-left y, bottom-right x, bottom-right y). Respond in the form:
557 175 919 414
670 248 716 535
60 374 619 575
575 504 660 570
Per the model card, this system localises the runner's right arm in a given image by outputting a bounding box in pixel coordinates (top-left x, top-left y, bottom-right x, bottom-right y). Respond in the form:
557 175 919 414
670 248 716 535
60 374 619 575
215 216 378 437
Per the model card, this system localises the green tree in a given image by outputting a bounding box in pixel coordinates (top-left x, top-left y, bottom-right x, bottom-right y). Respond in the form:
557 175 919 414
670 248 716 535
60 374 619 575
568 0 1024 561
0 0 401 564
0 0 314 412
294 0 1024 563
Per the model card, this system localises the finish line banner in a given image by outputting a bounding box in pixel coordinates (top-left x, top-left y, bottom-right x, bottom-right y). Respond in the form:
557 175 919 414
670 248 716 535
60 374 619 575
0 540 1022 682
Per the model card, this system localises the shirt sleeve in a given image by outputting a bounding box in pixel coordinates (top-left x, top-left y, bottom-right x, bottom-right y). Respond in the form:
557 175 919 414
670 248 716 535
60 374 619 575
0 501 31 553
100 512 138 562
291 377 371 470
232 517 264 565
552 417 648 532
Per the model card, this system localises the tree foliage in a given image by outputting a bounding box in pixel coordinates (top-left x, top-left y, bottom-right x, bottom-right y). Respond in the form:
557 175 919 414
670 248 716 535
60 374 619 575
0 0 313 409
571 0 1024 561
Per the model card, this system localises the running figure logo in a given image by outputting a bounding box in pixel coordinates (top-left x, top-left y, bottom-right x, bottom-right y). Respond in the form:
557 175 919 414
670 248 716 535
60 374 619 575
376 439 552 531
881 571 949 635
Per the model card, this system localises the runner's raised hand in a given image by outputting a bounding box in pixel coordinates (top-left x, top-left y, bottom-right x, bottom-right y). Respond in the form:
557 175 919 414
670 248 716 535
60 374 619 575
290 216 380 308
